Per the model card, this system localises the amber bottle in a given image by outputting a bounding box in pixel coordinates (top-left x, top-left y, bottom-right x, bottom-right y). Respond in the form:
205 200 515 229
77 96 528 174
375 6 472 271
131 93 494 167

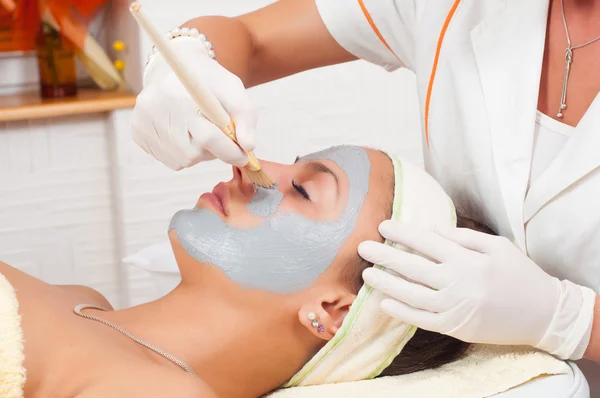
36 22 77 98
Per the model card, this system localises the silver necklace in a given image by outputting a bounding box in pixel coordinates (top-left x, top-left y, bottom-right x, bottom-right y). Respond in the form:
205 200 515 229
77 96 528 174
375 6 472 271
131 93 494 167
73 304 196 375
557 0 600 118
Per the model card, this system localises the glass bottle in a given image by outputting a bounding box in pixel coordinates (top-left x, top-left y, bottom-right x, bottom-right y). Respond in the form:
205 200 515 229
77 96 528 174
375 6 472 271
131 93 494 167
36 21 77 98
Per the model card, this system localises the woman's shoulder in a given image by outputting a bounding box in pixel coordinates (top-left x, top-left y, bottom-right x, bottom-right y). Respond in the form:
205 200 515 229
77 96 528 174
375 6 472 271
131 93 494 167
78 365 216 398
0 260 114 309
58 285 114 310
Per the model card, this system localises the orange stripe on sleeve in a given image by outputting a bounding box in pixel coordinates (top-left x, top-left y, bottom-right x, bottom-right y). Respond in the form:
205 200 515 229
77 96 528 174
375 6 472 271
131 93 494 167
424 0 462 147
357 0 403 64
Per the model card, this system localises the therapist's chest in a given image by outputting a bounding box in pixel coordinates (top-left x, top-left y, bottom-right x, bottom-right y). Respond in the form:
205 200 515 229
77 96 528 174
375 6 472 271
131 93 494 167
410 0 600 287
536 0 600 128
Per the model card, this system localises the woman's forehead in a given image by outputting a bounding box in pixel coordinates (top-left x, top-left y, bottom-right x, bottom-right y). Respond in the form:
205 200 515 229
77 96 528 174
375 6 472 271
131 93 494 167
365 149 394 194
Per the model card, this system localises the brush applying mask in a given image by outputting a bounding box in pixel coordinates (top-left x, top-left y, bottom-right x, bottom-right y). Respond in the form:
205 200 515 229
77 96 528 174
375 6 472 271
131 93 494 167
129 2 275 188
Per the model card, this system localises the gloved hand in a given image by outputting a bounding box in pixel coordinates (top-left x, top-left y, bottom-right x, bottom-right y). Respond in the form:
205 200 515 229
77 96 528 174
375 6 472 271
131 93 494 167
359 220 597 360
131 36 257 170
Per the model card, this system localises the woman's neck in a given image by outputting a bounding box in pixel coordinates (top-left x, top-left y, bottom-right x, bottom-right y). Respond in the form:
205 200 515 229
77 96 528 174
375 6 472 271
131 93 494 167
101 282 318 398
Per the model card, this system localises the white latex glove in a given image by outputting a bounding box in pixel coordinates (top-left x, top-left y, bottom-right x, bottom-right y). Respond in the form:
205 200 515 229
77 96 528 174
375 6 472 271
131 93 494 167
131 36 257 170
359 220 597 360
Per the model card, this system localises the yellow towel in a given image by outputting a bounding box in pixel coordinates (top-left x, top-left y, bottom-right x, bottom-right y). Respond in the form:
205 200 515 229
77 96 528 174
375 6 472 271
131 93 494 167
270 344 570 398
0 273 25 398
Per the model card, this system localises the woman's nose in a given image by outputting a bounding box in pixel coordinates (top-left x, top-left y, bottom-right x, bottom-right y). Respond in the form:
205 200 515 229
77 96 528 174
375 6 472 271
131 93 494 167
232 166 256 196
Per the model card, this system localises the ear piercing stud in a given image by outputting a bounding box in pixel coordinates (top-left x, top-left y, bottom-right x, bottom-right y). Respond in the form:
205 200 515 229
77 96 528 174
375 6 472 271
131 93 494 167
307 312 325 334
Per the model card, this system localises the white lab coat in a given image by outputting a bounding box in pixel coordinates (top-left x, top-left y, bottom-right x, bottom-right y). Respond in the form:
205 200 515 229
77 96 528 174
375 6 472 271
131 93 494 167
316 0 600 391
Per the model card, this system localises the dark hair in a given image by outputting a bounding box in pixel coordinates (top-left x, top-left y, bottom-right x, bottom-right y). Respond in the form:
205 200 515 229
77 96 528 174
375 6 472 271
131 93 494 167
342 158 496 376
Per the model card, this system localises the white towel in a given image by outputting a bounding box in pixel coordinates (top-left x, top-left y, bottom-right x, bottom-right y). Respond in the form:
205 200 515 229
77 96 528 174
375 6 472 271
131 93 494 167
0 273 25 398
270 344 569 398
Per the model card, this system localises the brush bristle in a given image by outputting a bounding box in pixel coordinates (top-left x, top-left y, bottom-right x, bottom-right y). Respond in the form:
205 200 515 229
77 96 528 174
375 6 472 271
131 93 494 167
246 169 276 189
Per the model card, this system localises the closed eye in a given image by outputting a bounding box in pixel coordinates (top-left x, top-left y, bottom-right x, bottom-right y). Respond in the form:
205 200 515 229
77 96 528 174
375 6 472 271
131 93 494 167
292 180 310 200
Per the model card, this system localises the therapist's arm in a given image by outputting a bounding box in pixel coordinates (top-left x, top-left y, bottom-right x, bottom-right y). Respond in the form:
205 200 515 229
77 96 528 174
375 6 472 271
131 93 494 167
182 0 357 88
583 295 600 363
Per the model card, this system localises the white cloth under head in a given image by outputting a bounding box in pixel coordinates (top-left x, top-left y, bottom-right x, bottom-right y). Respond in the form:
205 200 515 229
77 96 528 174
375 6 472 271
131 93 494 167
270 344 573 398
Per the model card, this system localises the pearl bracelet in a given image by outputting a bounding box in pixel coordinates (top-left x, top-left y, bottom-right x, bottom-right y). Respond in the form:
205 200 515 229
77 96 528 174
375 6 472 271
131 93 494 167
146 27 216 64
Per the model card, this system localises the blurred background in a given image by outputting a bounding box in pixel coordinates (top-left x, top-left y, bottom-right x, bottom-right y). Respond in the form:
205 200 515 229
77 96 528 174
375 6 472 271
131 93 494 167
0 0 422 308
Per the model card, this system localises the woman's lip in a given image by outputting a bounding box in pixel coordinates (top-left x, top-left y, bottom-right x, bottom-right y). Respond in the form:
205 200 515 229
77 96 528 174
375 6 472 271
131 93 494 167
199 192 226 216
212 182 229 216
197 182 229 216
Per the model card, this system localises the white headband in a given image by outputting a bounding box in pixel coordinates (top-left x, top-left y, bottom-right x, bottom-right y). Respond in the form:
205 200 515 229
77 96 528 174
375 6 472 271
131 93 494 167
284 154 456 387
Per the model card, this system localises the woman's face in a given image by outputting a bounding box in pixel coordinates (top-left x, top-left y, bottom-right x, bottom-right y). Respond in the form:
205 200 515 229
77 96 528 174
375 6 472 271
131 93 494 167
168 146 392 295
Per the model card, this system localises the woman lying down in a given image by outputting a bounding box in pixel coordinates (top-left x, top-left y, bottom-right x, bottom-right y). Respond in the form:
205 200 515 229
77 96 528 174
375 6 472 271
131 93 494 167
0 145 498 398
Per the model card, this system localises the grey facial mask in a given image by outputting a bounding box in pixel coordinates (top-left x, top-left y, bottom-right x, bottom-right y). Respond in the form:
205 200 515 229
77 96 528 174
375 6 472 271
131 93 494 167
246 185 284 217
169 146 371 294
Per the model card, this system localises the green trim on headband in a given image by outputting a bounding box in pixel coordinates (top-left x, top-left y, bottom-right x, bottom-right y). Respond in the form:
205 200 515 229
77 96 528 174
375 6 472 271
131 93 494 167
283 275 378 386
366 155 411 380
368 326 418 379
387 155 404 224
369 191 458 380
449 197 457 227
284 291 370 385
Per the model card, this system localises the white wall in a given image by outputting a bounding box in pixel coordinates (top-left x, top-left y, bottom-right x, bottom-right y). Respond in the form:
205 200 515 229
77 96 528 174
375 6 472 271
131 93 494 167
0 0 422 308
0 115 122 304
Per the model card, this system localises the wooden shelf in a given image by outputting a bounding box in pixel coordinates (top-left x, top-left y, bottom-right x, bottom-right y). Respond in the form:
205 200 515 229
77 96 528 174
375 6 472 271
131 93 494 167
0 89 137 122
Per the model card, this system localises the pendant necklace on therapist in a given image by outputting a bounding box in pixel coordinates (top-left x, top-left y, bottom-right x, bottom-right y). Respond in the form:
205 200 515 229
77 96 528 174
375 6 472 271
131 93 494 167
557 0 600 118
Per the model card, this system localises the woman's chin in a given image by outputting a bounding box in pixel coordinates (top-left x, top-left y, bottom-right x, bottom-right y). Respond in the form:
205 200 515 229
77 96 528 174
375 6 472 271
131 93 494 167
168 230 203 271
167 230 241 289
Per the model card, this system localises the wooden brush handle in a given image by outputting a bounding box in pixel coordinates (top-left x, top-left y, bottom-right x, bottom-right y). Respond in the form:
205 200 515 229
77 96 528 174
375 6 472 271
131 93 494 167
130 2 235 135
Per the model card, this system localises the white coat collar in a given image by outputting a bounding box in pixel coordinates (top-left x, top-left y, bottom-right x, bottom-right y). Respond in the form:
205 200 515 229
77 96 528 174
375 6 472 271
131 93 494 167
524 94 600 222
470 0 550 250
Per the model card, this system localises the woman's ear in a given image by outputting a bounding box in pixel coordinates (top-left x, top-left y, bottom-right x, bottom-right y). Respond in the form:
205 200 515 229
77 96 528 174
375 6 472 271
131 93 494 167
298 289 356 341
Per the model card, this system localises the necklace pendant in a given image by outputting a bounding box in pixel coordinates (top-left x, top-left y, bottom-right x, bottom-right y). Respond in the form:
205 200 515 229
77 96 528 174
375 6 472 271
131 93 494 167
557 47 573 119
557 103 567 119
557 0 600 119
565 47 573 64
